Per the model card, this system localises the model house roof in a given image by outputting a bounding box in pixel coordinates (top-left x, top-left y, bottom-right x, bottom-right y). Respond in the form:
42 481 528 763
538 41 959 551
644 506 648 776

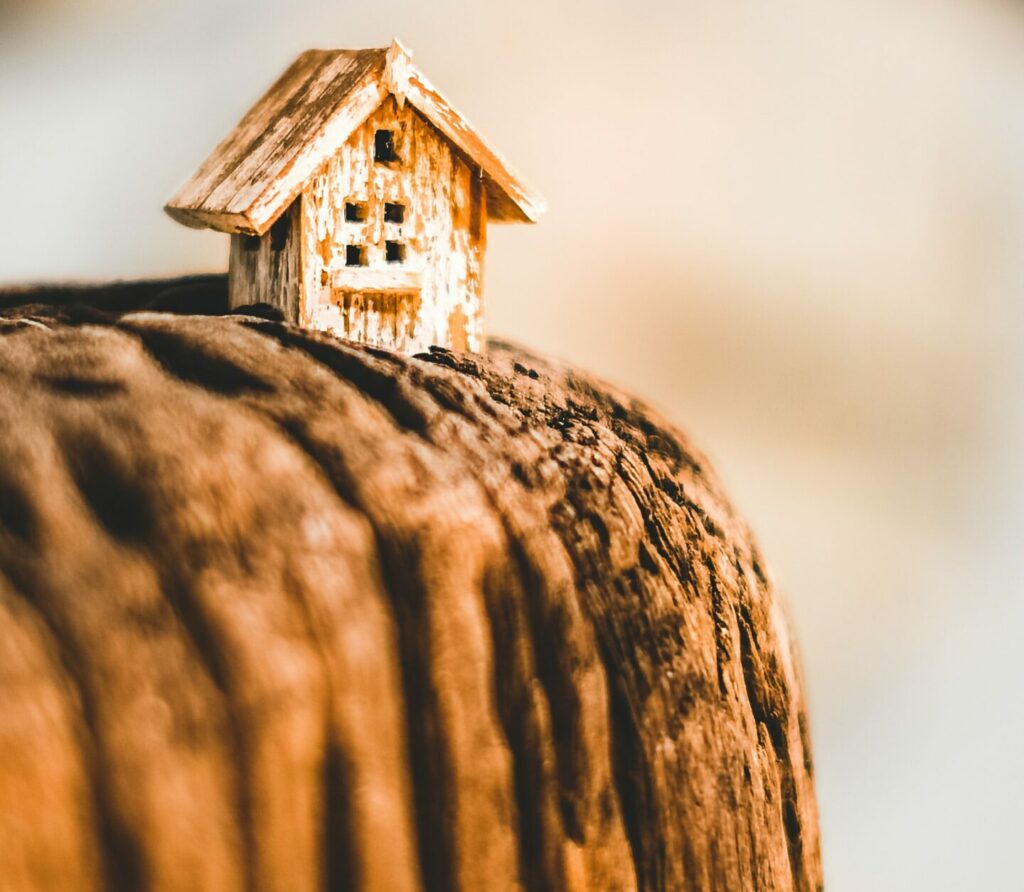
166 41 544 236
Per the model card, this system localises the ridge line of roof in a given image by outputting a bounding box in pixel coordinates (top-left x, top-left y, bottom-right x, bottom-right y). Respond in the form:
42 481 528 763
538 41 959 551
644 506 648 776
165 41 544 234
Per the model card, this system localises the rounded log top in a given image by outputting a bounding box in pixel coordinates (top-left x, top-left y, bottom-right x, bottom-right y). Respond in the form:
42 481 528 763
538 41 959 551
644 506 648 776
0 277 821 892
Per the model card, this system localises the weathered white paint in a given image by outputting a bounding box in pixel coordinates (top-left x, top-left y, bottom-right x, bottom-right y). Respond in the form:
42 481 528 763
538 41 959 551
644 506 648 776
330 267 424 293
299 97 486 354
167 50 389 235
394 53 544 224
167 40 542 354
245 76 388 235
166 41 543 236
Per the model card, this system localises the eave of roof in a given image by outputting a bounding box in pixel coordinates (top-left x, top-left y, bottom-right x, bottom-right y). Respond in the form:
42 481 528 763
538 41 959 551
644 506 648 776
165 41 545 236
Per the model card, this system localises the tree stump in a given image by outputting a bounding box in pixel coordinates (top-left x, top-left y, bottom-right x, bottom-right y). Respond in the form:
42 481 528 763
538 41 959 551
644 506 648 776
0 277 821 891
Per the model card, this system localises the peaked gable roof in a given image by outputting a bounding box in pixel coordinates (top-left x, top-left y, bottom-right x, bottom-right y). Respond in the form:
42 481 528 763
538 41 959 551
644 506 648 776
166 41 544 236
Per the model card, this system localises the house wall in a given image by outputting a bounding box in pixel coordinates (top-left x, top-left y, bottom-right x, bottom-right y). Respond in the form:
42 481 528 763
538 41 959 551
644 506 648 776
299 96 487 354
227 199 302 322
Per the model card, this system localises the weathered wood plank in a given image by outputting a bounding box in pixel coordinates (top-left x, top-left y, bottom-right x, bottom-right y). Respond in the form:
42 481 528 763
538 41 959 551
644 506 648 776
166 50 387 235
165 42 544 235
228 198 303 320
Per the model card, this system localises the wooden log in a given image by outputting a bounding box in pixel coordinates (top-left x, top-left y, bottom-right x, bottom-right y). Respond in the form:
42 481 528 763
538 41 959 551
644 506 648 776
0 277 821 892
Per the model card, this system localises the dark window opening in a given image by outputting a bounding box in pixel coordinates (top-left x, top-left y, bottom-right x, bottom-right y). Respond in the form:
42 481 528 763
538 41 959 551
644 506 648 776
344 201 368 222
345 245 367 267
270 214 290 251
374 129 398 163
385 240 406 264
242 234 260 252
384 202 406 223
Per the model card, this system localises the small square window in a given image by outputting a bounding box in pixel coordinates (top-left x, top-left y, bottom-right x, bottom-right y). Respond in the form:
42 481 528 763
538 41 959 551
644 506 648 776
385 241 406 264
384 202 405 224
374 129 398 163
344 201 368 222
345 245 366 267
242 234 260 253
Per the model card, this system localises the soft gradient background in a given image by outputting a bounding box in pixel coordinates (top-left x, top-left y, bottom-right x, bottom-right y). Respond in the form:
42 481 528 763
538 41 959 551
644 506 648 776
2 1 1022 888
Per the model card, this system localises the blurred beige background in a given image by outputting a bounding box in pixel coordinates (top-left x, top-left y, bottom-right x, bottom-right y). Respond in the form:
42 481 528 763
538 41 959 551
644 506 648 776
2 0 1023 887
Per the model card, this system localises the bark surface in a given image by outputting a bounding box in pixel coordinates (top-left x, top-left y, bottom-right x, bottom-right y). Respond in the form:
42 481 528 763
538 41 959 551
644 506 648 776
0 277 821 892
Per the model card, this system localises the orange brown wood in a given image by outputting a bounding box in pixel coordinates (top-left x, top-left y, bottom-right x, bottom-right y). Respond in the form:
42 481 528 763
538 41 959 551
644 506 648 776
0 280 824 892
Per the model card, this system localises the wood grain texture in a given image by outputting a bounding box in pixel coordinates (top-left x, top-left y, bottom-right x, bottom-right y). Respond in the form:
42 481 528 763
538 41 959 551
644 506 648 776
301 96 487 354
165 42 543 236
166 49 387 235
228 199 303 321
0 278 821 892
396 63 540 223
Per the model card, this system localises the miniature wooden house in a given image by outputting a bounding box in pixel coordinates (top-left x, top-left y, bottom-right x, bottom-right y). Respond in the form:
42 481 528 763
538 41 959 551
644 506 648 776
166 41 543 355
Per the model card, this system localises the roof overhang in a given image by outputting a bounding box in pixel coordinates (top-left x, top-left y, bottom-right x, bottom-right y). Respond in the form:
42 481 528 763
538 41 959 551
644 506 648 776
165 41 545 236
